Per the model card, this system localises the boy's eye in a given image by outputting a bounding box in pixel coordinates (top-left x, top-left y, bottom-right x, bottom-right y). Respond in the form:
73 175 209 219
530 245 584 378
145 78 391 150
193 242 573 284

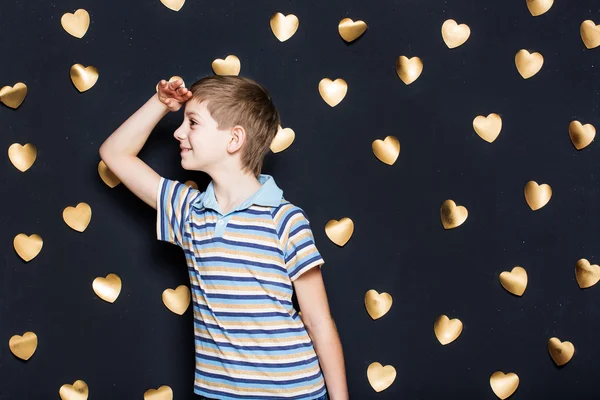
190 120 198 126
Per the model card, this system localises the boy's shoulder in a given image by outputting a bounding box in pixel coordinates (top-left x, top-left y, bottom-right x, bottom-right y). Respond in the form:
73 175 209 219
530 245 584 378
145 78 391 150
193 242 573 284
273 198 314 231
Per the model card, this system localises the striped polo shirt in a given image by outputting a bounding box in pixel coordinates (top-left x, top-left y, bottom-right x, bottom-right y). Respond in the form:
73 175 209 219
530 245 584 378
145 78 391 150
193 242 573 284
156 174 327 399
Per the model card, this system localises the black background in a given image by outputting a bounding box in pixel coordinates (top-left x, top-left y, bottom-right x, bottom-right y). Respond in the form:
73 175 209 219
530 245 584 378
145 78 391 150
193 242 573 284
1 0 600 398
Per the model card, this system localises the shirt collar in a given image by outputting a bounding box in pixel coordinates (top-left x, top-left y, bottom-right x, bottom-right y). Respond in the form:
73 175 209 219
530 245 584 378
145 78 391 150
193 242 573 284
194 174 283 213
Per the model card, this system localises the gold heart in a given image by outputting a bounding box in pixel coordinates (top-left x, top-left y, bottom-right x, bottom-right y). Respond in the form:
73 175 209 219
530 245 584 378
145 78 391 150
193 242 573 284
367 362 396 392
364 290 392 320
212 55 241 76
63 202 92 232
433 315 463 345
9 332 37 360
473 113 502 143
318 78 348 107
338 18 368 42
580 20 600 49
13 233 43 262
524 180 552 210
270 13 299 42
59 380 89 400
8 143 37 172
395 56 423 85
441 19 471 49
144 385 173 400
499 266 528 296
160 0 185 11
490 371 519 399
61 9 90 38
0 82 28 109
184 180 198 190
440 200 468 229
92 273 122 303
569 120 596 150
98 160 121 188
526 0 554 16
70 64 99 92
575 258 600 289
156 76 183 92
162 285 191 315
548 337 575 366
270 125 295 153
372 136 400 165
325 218 354 246
515 49 544 79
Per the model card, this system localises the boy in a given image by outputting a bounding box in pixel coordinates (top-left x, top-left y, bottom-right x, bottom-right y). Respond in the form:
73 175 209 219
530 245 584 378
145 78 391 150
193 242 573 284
99 76 348 400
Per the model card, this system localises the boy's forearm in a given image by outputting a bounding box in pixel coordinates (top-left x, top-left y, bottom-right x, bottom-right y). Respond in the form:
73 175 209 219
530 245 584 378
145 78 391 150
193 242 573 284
307 318 349 400
99 93 170 158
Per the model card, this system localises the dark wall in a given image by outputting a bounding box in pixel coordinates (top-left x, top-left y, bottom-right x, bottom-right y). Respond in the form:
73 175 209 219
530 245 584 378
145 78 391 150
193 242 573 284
1 0 600 398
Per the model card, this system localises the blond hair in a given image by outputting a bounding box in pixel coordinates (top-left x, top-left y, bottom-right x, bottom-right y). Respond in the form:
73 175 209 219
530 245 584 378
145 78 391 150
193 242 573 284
189 75 280 177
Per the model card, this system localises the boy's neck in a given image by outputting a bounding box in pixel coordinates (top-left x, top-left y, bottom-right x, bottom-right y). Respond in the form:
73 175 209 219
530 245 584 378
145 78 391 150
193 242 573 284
210 170 262 215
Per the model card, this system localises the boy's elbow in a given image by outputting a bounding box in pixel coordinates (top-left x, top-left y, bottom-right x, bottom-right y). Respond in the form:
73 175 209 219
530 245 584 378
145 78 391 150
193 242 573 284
99 142 111 160
304 314 336 334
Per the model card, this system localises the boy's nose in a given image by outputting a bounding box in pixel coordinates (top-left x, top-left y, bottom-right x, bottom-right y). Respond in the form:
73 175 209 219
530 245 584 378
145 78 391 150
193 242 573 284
173 129 186 140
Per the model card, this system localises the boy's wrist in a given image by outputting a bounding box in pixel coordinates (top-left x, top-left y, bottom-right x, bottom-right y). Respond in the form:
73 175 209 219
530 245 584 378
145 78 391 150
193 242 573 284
153 92 171 113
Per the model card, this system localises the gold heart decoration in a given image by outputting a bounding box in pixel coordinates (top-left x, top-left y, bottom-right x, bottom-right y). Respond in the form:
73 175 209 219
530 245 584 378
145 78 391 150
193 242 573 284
396 56 423 85
59 380 89 400
184 180 198 190
473 113 502 143
98 160 121 188
61 9 90 38
580 20 600 49
367 362 396 392
372 136 400 165
212 55 241 76
440 200 468 229
156 76 183 92
70 64 99 92
338 18 367 42
144 385 173 400
515 49 543 79
441 19 471 49
63 202 92 232
270 13 299 42
569 120 596 150
9 332 38 360
325 218 354 246
318 78 348 107
524 181 552 210
526 0 554 16
575 258 600 289
490 371 519 399
160 0 185 11
364 290 392 320
162 285 191 315
92 273 122 303
499 266 528 296
13 234 43 262
271 125 295 153
434 315 463 345
548 337 575 366
8 143 37 172
0 82 28 109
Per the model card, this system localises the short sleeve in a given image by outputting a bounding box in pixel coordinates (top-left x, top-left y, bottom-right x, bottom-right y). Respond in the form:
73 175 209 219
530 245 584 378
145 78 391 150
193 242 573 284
156 177 201 247
283 207 325 281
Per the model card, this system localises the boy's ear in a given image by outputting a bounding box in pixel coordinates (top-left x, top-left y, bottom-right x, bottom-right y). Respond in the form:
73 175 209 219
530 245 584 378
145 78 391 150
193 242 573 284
227 125 246 153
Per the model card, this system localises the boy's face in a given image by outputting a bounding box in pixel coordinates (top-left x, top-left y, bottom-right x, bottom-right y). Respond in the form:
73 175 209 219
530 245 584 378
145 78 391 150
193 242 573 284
174 99 230 172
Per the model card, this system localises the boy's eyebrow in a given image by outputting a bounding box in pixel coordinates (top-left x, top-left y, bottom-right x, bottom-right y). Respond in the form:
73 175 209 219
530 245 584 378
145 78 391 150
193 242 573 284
186 111 201 118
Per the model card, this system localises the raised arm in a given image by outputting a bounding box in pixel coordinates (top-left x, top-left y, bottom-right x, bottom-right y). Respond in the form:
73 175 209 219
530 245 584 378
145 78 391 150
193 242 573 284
98 79 191 209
